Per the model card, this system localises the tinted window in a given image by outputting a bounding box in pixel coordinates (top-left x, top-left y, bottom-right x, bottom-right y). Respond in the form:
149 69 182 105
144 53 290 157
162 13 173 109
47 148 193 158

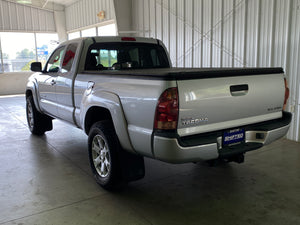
85 43 170 70
99 49 118 67
62 43 78 73
46 47 65 73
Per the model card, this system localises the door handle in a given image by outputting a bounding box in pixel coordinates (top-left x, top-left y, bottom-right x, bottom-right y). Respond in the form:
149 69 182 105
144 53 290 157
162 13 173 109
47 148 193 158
230 84 248 96
51 79 56 85
86 81 95 95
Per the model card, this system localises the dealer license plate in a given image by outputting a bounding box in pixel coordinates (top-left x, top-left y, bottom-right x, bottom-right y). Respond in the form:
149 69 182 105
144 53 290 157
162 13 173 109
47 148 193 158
223 128 245 147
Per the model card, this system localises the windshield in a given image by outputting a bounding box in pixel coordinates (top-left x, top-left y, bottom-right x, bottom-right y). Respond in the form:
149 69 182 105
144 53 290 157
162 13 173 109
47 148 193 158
85 42 170 71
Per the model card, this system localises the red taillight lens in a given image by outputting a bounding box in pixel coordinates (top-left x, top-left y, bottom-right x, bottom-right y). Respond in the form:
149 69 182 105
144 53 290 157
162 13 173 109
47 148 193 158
283 78 290 111
154 87 179 130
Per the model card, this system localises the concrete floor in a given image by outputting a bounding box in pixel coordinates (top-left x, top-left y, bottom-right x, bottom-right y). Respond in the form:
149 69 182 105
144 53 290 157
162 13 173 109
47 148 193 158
0 95 300 225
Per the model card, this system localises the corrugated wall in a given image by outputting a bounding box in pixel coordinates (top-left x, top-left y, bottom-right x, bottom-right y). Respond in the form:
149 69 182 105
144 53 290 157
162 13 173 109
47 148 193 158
0 0 56 32
132 0 300 141
65 0 115 32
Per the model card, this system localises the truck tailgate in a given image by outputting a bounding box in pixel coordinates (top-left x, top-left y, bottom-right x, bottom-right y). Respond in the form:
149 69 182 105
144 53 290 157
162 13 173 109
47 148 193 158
177 72 285 137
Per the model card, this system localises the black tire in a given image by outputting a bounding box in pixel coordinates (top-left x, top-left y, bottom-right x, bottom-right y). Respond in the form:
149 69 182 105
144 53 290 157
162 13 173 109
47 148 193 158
88 121 122 190
26 95 53 135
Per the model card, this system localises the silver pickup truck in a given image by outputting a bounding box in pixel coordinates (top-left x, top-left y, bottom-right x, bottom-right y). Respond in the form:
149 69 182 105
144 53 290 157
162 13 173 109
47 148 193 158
26 36 292 189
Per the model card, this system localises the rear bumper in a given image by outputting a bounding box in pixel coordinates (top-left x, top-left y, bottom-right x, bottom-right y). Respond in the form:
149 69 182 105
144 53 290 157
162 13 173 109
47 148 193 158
153 112 292 163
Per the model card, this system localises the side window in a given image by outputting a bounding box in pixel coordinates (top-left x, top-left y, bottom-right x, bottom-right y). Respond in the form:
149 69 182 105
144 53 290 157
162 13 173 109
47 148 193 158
46 47 65 73
62 43 78 73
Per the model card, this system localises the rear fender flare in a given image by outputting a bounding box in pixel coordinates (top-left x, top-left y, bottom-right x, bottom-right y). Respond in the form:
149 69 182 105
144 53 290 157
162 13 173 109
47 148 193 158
81 91 135 153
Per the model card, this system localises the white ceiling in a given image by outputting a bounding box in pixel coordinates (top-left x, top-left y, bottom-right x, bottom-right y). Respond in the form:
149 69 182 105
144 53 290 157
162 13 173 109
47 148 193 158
12 0 79 8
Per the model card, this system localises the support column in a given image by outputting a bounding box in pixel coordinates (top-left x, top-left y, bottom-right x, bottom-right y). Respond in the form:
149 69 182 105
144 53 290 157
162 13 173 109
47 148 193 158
54 10 67 43
113 0 133 36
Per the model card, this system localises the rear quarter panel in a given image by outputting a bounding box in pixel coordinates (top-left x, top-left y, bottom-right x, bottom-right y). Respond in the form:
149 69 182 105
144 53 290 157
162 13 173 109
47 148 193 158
74 73 176 157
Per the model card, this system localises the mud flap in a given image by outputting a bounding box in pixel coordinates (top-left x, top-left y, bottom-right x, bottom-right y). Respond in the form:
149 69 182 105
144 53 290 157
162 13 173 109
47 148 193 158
118 150 145 182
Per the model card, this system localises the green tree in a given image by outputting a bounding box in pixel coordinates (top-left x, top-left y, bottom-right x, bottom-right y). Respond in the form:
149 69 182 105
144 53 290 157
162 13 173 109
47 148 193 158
16 49 35 59
21 60 35 71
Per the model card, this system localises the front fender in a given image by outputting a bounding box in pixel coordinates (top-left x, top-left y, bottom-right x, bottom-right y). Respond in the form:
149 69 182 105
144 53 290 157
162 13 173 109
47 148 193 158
81 90 135 153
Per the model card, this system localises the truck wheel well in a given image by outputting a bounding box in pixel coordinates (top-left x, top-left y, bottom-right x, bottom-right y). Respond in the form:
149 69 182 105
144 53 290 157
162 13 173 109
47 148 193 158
85 107 113 135
26 90 33 98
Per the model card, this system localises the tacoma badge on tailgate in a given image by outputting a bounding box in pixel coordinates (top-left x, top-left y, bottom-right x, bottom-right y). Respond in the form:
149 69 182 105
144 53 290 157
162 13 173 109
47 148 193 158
181 117 209 126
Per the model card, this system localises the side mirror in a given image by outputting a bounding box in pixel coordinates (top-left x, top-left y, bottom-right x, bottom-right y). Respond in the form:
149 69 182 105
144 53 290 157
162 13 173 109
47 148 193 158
30 62 42 72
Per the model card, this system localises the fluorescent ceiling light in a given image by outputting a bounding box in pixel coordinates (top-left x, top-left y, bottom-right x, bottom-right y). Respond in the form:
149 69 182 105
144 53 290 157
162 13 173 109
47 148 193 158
17 0 32 4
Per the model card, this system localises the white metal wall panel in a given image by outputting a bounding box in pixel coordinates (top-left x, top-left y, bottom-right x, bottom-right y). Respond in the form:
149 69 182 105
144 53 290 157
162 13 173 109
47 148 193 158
39 9 47 30
1 1 10 30
138 0 144 36
193 0 201 68
144 0 150 37
0 0 56 32
185 0 193 68
133 0 139 35
273 0 289 68
212 0 222 67
65 0 116 32
202 0 211 67
177 0 184 67
149 0 156 38
162 0 169 52
234 0 245 67
31 8 39 31
24 6 33 31
17 4 25 30
9 2 18 30
259 0 273 67
132 0 300 141
156 1 162 41
246 0 259 67
222 0 234 67
47 11 55 32
169 0 177 66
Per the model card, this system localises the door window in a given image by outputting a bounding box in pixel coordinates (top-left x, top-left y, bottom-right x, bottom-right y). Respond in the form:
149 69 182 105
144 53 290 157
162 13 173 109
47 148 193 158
46 47 65 73
62 43 78 73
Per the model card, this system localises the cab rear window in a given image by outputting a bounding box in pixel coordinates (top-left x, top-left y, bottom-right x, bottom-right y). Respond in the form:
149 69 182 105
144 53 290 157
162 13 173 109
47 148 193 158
85 42 170 70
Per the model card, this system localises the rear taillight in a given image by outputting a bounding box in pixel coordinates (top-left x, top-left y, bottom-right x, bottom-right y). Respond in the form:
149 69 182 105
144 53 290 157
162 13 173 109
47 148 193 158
283 78 290 111
154 88 179 130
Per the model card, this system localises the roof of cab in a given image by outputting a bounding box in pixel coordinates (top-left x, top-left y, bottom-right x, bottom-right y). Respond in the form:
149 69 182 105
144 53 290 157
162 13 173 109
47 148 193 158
58 36 159 47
